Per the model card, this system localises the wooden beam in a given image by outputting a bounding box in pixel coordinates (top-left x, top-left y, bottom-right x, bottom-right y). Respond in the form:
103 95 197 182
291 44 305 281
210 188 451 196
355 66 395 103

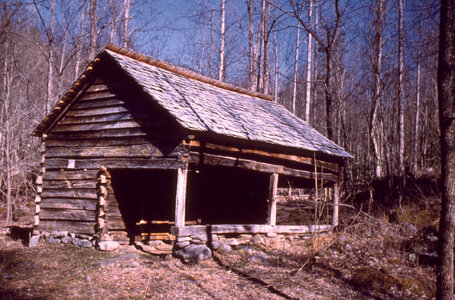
174 167 188 227
333 182 339 227
187 141 339 172
171 224 332 236
188 152 338 182
45 157 184 170
268 173 278 226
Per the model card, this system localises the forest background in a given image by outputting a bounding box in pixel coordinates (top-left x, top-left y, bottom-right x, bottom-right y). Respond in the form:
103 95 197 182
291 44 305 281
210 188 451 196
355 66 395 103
0 0 442 224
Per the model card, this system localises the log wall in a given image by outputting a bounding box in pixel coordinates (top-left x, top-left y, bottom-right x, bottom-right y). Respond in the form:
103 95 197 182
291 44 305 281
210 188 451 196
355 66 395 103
38 72 185 235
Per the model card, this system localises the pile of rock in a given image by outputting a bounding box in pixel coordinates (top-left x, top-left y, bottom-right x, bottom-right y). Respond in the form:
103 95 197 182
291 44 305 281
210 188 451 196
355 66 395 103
29 231 121 252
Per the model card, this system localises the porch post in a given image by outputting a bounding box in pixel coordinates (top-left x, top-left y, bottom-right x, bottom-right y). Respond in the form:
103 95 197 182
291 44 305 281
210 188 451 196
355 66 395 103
268 173 279 225
333 182 339 227
175 167 188 227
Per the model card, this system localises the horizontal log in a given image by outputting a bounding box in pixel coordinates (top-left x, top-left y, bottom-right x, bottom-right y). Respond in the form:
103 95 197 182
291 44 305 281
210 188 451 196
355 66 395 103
41 188 97 199
45 144 181 159
51 120 162 133
85 81 126 93
44 170 98 180
47 128 148 140
107 216 126 230
38 220 96 234
106 205 122 218
40 198 97 210
71 98 127 110
189 152 337 182
65 105 130 117
188 141 339 173
45 157 184 170
171 224 332 236
58 111 143 125
79 91 123 101
40 208 96 221
43 179 97 189
44 137 152 147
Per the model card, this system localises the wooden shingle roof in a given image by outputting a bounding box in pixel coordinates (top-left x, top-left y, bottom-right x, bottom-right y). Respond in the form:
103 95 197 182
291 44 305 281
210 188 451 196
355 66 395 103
34 45 351 159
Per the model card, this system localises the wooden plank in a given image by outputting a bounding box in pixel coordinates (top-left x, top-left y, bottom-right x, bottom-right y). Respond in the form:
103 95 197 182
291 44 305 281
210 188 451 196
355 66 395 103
58 112 143 125
107 215 126 230
45 144 180 159
174 167 188 227
106 205 122 217
44 137 152 147
171 224 332 236
45 157 184 170
188 152 338 182
65 105 130 117
71 98 127 110
85 82 126 93
40 198 97 210
44 170 97 180
41 189 97 199
333 182 339 227
79 91 122 101
47 128 148 140
38 220 96 234
40 208 96 221
188 141 339 173
43 179 97 189
51 120 160 133
268 173 279 226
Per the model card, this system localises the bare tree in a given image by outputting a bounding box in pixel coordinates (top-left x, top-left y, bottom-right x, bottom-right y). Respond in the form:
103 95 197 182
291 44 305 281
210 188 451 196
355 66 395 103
89 0 97 59
292 19 300 114
284 0 343 140
398 0 405 179
305 0 313 123
436 0 455 298
123 0 130 48
219 0 226 81
370 0 385 178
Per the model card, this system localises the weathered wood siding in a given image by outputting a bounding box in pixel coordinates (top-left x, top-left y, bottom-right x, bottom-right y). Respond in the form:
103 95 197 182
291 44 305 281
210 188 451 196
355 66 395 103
39 71 185 234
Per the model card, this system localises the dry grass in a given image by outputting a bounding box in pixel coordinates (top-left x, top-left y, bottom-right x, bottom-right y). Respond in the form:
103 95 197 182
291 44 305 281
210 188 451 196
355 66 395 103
0 198 438 299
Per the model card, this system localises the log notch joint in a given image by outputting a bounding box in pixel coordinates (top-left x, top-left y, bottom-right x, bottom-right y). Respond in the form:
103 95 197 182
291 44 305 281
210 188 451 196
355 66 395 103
97 166 111 238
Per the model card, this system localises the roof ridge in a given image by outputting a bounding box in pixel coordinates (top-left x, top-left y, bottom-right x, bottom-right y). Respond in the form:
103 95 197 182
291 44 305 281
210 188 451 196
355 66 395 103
105 44 273 102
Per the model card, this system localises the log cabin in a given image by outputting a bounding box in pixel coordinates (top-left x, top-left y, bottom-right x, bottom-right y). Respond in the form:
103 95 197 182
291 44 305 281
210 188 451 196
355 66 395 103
32 45 351 245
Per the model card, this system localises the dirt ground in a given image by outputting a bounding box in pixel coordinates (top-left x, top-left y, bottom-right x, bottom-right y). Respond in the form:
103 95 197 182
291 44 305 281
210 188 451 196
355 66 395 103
0 209 437 300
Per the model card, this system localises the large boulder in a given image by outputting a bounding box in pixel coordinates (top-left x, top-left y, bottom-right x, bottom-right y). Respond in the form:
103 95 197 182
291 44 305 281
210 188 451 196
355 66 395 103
174 244 212 264
98 241 120 252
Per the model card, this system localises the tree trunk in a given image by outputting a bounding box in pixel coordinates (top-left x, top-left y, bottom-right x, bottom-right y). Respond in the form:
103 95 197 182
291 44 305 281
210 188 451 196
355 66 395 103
305 0 313 123
89 0 97 60
436 0 455 298
248 0 257 91
370 0 385 178
262 0 270 95
46 0 56 115
292 21 300 114
219 0 226 82
123 0 130 48
398 0 405 178
110 0 117 43
325 47 334 140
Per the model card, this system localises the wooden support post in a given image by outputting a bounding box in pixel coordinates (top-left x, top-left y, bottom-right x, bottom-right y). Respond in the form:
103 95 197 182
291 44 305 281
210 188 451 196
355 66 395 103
333 182 339 227
174 167 188 228
268 173 279 226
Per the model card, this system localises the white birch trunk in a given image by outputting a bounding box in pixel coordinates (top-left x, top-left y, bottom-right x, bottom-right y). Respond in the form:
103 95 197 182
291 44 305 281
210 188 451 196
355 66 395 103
123 0 130 48
305 0 313 123
218 0 226 81
89 0 97 60
292 22 300 114
398 0 405 178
